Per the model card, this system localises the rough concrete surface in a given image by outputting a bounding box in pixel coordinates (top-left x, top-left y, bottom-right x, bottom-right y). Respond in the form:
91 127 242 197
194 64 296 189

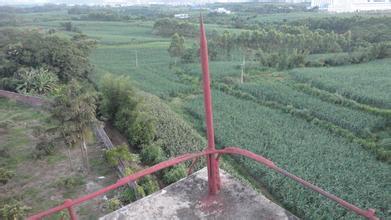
100 168 298 220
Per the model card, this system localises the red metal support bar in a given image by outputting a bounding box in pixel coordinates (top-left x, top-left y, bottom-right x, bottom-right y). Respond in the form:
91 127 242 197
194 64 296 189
199 15 221 195
28 147 378 220
64 199 77 220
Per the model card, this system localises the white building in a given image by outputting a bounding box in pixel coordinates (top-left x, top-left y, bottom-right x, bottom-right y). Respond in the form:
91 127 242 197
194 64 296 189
174 14 190 19
311 0 391 12
211 7 232 14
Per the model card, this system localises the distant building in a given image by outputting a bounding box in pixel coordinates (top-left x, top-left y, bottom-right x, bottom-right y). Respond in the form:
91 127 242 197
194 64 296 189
211 7 232 14
311 0 391 12
174 13 190 19
285 0 311 3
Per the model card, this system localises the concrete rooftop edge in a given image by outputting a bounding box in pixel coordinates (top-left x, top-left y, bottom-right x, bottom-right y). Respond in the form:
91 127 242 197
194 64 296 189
100 168 298 220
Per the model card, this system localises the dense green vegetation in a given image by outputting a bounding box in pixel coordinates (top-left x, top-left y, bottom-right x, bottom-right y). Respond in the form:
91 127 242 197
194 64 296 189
1 2 390 219
185 91 390 219
0 28 96 93
99 75 202 204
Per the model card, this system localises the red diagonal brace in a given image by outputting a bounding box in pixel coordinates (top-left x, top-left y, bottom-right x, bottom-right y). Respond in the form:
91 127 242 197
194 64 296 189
200 15 221 195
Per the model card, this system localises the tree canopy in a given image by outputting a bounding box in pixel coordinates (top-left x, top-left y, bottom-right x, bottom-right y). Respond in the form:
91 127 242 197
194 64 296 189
168 33 185 64
0 28 96 92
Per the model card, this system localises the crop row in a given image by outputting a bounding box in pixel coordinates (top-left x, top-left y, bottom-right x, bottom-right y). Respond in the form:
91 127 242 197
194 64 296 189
214 82 390 161
289 59 391 109
292 82 391 118
235 81 386 138
91 47 195 98
185 90 390 219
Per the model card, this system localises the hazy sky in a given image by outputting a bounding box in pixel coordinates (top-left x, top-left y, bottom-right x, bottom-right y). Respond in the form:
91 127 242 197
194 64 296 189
0 0 50 5
0 0 246 6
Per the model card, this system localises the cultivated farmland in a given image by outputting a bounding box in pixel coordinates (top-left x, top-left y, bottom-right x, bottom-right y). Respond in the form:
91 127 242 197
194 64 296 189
185 90 391 219
290 59 391 109
1 3 390 219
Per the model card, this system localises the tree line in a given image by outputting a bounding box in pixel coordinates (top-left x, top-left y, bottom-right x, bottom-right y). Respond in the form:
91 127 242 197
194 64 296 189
290 16 391 44
67 5 179 22
164 20 390 70
153 18 196 37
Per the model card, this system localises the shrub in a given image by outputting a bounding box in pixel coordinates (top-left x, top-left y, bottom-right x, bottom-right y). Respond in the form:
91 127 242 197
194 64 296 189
0 78 19 91
257 49 308 70
120 188 136 204
106 198 121 211
15 67 58 95
105 145 135 167
0 168 14 185
100 74 158 149
140 144 164 165
136 91 206 158
181 47 198 64
120 186 145 204
119 185 146 204
100 74 138 122
128 112 156 148
135 185 146 198
56 175 85 190
124 167 135 176
323 54 350 66
114 105 137 133
0 200 31 220
138 175 159 195
60 22 81 33
33 139 55 159
51 211 68 219
162 165 186 185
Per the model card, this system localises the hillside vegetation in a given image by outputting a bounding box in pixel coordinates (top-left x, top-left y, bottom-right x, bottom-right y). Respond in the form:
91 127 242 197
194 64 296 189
0 98 117 219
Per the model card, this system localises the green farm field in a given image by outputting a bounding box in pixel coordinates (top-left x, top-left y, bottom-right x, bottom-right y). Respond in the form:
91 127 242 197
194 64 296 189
185 90 391 219
2 5 391 219
290 59 391 109
86 18 390 220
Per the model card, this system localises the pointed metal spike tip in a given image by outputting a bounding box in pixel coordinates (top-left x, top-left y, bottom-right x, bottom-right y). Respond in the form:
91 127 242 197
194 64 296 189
199 14 213 150
199 15 207 60
199 14 221 196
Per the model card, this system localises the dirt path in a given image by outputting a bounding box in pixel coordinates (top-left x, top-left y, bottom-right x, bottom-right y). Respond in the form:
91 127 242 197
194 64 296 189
104 123 128 147
104 123 140 154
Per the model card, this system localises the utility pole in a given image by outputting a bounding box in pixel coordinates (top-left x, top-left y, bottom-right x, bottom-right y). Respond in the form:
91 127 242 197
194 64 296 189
240 55 245 84
135 50 138 68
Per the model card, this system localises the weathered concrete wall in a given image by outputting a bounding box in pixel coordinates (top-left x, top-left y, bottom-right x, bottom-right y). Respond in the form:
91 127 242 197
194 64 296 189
0 89 48 107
